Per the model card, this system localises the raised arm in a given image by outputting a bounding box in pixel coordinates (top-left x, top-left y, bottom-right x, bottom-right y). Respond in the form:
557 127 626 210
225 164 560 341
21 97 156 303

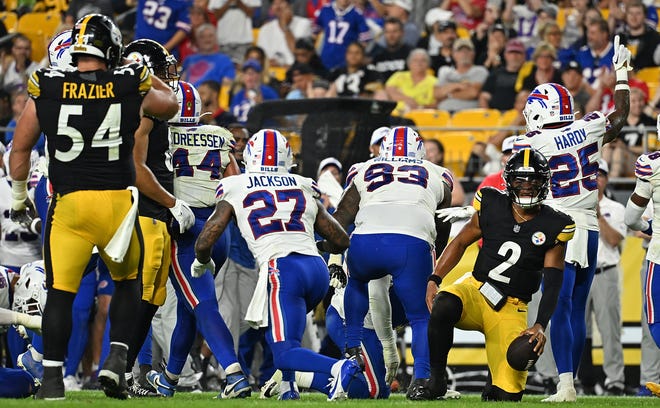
604 35 632 144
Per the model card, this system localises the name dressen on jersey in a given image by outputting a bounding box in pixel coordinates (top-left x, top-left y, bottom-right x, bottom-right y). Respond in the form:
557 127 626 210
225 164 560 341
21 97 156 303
246 174 298 189
554 128 586 150
171 131 228 149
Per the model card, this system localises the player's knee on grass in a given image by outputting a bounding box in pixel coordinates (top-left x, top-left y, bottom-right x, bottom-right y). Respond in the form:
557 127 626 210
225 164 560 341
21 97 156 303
481 384 523 401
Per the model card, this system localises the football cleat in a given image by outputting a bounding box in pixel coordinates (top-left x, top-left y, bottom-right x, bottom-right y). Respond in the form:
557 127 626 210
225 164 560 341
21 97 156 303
406 378 432 401
17 346 43 381
98 345 129 399
145 370 176 397
35 367 64 400
63 375 81 391
260 370 281 399
541 386 577 402
647 382 660 397
218 371 251 399
327 358 360 401
278 381 300 400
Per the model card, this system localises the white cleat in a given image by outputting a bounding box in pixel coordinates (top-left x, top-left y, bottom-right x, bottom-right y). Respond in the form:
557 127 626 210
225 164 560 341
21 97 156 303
542 387 577 402
63 375 82 391
443 389 461 399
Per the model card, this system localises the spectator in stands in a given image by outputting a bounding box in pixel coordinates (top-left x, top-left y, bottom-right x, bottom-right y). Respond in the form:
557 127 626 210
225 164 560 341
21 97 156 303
479 38 526 111
230 59 279 123
518 42 562 93
385 48 437 113
472 1 516 63
0 35 38 92
476 135 517 191
243 45 283 92
535 3 558 32
475 23 507 70
4 89 45 156
327 42 382 98
418 17 457 72
438 0 486 31
608 0 658 40
178 6 212 65
423 138 466 206
561 61 592 110
502 0 545 48
257 0 313 67
180 23 236 88
0 90 11 145
285 38 328 82
434 39 489 112
314 0 372 71
209 0 261 63
198 80 238 127
285 62 316 99
602 87 655 177
65 0 115 24
531 21 574 66
561 0 591 49
134 0 191 59
621 0 660 70
381 0 419 48
369 17 412 82
576 18 614 86
305 0 331 19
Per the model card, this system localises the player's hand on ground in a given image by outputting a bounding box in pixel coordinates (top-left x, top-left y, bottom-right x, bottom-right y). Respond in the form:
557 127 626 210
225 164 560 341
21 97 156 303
169 199 195 233
519 324 546 355
612 35 633 72
436 206 475 223
191 258 215 278
328 264 347 288
385 358 399 385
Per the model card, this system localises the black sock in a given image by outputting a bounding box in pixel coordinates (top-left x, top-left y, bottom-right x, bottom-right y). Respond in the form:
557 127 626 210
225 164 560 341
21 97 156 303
126 300 158 371
42 288 76 362
109 279 140 346
428 293 462 374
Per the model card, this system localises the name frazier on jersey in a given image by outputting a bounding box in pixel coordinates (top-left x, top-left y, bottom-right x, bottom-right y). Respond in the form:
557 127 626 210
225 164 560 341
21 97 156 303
553 128 587 150
171 130 229 149
62 82 115 99
245 174 298 189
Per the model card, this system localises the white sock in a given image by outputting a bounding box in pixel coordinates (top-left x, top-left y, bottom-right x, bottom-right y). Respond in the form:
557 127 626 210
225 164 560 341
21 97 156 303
280 380 298 394
165 369 180 382
295 372 314 389
225 362 242 376
110 342 129 350
558 372 574 390
43 359 63 368
29 346 43 362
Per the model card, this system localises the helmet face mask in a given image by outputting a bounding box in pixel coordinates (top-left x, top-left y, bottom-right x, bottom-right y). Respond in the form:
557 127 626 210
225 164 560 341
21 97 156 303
379 126 425 160
504 148 550 209
523 83 574 132
244 129 293 174
70 14 123 68
124 39 179 90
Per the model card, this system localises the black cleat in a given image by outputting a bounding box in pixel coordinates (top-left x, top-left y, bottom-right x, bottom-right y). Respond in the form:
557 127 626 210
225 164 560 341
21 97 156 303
35 367 65 400
98 345 129 399
345 346 365 371
406 378 432 400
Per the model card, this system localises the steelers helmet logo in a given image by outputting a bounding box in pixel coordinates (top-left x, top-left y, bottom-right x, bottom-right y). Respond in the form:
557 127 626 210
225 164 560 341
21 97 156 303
126 51 143 64
531 232 546 246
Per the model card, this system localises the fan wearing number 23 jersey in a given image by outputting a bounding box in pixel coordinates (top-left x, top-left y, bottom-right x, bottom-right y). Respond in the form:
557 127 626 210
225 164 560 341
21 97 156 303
332 126 453 391
513 81 629 399
161 81 249 396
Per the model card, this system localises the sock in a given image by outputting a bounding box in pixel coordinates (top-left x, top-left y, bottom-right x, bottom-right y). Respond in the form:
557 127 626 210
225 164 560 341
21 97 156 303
127 300 158 371
42 289 76 362
164 369 180 384
109 279 140 346
225 362 241 376
558 372 574 390
295 371 314 388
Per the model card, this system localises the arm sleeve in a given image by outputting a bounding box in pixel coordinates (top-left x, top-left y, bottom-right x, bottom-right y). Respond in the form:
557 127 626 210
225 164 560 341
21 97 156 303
535 267 563 329
368 276 398 366
625 197 650 231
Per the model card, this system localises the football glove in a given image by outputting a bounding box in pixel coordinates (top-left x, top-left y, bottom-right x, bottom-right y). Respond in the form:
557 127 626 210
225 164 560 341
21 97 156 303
191 258 215 278
329 264 347 289
612 35 633 79
436 206 476 223
643 220 653 236
10 179 35 228
169 199 195 233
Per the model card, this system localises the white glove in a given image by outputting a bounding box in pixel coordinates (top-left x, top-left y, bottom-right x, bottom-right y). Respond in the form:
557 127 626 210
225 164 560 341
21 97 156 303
436 206 476 223
169 199 195 233
191 258 215 278
612 35 633 80
384 345 399 385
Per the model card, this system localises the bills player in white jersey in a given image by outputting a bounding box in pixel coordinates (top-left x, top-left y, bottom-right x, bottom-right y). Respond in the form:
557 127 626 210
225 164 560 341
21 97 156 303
513 36 631 402
146 81 250 399
624 115 660 397
331 126 453 400
194 129 359 400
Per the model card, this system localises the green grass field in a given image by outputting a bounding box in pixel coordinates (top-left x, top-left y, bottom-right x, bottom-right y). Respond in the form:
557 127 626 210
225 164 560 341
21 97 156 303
1 392 657 407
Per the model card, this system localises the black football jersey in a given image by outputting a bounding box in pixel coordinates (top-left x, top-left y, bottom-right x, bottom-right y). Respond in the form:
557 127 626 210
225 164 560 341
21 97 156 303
28 63 152 194
472 188 575 301
138 117 173 222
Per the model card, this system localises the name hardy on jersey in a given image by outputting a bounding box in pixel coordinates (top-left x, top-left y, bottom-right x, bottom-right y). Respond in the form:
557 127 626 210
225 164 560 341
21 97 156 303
62 82 115 99
171 130 229 149
554 128 586 150
245 174 298 189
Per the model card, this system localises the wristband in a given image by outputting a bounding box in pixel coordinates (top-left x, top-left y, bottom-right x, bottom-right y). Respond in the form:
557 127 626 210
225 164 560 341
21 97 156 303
29 217 41 235
615 69 629 82
614 84 630 91
427 274 442 285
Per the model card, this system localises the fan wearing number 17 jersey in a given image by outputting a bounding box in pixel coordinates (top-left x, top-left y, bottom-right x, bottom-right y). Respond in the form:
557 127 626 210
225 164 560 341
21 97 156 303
146 81 250 399
331 126 453 400
195 129 357 401
513 77 629 401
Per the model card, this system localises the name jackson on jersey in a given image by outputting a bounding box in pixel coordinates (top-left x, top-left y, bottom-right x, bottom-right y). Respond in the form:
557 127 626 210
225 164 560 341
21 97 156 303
245 174 298 189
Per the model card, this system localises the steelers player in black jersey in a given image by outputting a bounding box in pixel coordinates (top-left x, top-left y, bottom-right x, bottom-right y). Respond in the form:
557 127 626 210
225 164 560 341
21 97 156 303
425 148 575 402
121 38 195 397
8 14 178 400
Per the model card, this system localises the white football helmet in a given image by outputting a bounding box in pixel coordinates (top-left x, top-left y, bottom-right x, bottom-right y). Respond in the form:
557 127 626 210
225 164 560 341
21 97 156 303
244 129 293 174
169 81 202 125
379 126 425 160
12 261 47 316
523 83 574 132
48 29 74 71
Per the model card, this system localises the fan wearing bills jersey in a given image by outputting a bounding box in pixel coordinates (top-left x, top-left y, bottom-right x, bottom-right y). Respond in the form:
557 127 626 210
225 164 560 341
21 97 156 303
145 81 249 399
194 129 356 401
512 35 631 402
331 126 453 400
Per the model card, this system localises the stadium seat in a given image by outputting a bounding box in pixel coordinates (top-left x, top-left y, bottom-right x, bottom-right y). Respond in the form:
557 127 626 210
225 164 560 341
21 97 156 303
648 82 660 102
437 130 478 177
404 109 450 141
451 108 502 139
0 11 17 33
500 109 520 128
637 67 660 84
17 12 61 62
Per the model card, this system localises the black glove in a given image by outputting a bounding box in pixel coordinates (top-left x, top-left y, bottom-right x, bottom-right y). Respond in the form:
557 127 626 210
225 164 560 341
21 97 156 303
329 264 347 289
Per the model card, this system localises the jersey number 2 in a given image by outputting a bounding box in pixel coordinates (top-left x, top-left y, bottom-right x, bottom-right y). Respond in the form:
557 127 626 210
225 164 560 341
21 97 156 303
488 241 522 284
243 189 306 239
55 103 121 162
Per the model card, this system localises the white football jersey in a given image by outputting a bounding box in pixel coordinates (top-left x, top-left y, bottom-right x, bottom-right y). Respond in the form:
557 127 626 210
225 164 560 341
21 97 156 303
514 111 608 230
170 124 235 207
633 152 660 264
350 156 452 246
0 178 41 267
217 172 322 267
